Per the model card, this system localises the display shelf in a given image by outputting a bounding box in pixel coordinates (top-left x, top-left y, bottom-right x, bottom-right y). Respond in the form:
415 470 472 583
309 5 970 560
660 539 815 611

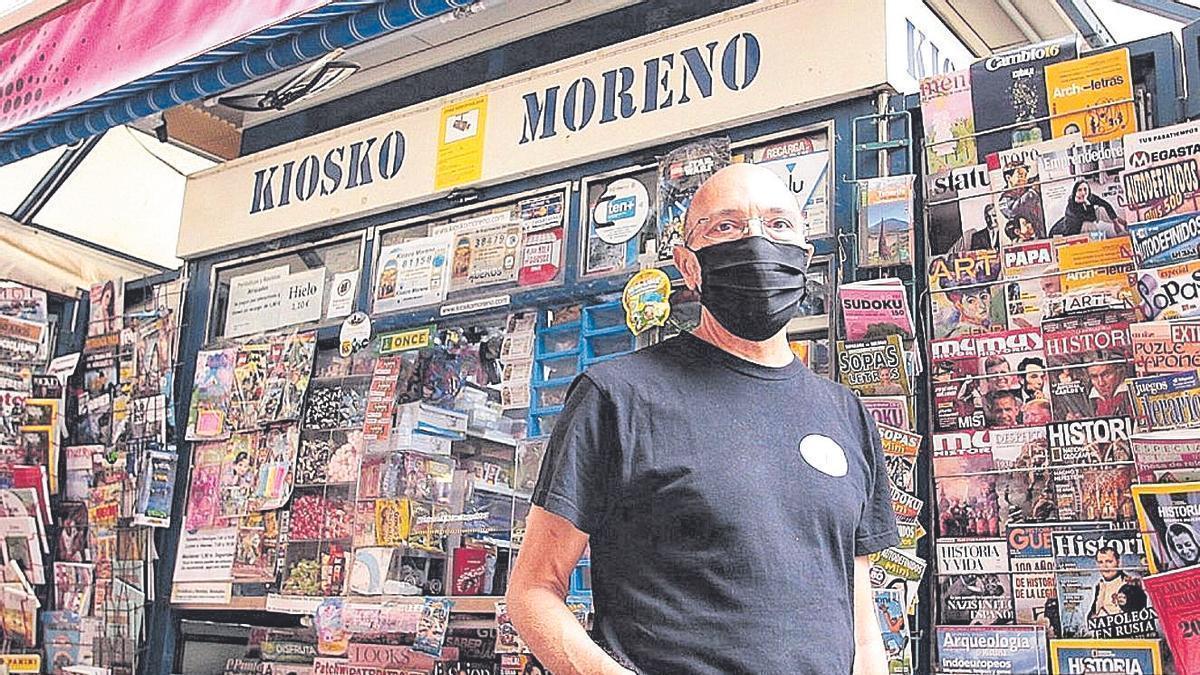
462 428 520 447
175 595 505 614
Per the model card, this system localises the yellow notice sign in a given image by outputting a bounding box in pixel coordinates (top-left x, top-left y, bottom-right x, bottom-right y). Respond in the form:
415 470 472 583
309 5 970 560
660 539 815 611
436 95 488 190
0 653 41 672
377 325 435 355
1045 48 1135 142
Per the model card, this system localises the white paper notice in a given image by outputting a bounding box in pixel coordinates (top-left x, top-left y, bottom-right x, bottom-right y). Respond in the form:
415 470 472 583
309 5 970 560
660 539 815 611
327 271 358 319
170 581 232 605
173 527 237 582
373 235 453 313
224 266 289 337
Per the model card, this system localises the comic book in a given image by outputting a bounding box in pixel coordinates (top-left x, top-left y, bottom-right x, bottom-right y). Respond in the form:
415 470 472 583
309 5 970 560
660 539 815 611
228 341 269 432
838 279 915 341
837 336 910 396
1053 526 1157 639
655 138 731 259
1132 430 1200 483
936 625 1049 675
925 163 994 255
971 37 1078 159
857 175 914 268
258 332 317 424
1131 320 1200 376
937 538 1014 626
1050 638 1163 675
1143 565 1200 675
185 348 236 442
1039 138 1128 239
1129 370 1200 432
1130 210 1200 269
928 249 1005 339
1132 481 1200 573
921 69 977 175
1122 152 1200 223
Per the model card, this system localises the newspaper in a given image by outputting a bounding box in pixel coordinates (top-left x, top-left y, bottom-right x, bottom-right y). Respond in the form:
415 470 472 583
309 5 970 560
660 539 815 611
1131 430 1200 483
838 279 915 341
1132 480 1200 573
1052 526 1158 639
1142 565 1200 675
836 336 910 396
1129 210 1200 268
920 69 977 175
1135 259 1200 321
1128 370 1200 432
935 625 1049 675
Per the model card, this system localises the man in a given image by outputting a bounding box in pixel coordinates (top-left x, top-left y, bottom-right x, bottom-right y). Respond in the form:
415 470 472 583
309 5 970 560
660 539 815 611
985 390 1022 428
1018 357 1047 403
981 356 1020 394
1087 362 1131 417
969 204 1000 250
1087 546 1132 627
507 164 898 675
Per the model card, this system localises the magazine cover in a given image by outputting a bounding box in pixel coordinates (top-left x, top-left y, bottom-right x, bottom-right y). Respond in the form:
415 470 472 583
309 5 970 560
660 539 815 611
873 587 912 675
1039 138 1129 239
838 279 915 341
972 36 1079 158
1042 308 1135 367
1132 481 1200 573
879 424 921 493
934 474 1006 538
857 175 914 268
989 142 1055 247
1049 638 1163 675
971 328 1049 428
1129 210 1200 269
836 336 910 396
1047 417 1133 467
1136 259 1200 321
1132 430 1200 483
1125 117 1200 165
228 341 269 432
929 249 1005 339
931 335 985 431
937 540 1015 626
861 396 912 431
925 163 995 255
185 348 236 441
1129 370 1200 432
258 332 317 424
1142 565 1200 675
1053 465 1136 523
52 562 94 615
935 625 1049 675
656 138 731 259
1053 526 1157 639
1045 48 1135 143
1122 153 1200 223
921 69 977 175
87 279 123 338
1008 524 1057 628
1132 320 1200 376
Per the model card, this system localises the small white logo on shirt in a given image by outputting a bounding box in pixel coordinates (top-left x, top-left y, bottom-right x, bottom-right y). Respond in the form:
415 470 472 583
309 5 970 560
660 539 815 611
798 435 848 477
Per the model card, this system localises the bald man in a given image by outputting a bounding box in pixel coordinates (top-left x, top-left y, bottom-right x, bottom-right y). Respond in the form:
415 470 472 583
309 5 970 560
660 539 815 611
507 164 898 675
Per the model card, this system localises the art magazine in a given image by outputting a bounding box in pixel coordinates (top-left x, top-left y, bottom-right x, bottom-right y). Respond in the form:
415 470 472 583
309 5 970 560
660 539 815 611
1132 481 1200 573
857 175 914 268
928 249 1005 339
1143 565 1200 675
920 68 977 176
1052 526 1158 639
1044 48 1136 143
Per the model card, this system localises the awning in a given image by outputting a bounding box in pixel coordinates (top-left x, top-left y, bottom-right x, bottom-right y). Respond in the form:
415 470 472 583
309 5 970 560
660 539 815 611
0 214 162 297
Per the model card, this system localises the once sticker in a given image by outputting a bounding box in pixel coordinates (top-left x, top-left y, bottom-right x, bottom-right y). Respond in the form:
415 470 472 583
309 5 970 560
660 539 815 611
798 434 848 477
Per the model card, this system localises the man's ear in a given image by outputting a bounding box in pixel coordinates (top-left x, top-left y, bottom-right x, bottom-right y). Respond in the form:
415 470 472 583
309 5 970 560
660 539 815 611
673 244 702 292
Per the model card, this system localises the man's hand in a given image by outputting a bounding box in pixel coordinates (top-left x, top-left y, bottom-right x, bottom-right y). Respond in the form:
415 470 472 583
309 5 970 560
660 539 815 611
506 506 635 675
852 555 889 675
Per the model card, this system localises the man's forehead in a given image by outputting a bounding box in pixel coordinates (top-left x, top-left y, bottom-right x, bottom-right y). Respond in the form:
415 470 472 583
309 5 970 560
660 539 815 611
687 164 797 220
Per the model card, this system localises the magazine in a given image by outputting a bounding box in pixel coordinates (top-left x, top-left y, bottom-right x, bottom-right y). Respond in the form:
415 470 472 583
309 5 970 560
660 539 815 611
185 348 236 441
1124 118 1200 167
1142 565 1200 675
1136 259 1200 321
1122 153 1200 223
929 249 1005 339
1053 526 1157 639
925 163 994 255
838 279 915 341
1131 320 1200 375
1038 138 1128 240
937 538 1014 625
1129 370 1200 432
655 138 731 259
1044 48 1135 143
861 396 912 431
257 332 317 425
1129 211 1200 269
1007 524 1057 629
53 562 94 615
1132 430 1200 483
1053 464 1136 523
971 328 1049 428
920 69 977 175
857 175 914 268
1132 481 1200 573
971 37 1078 159
1047 417 1133 467
1042 309 1135 367
873 587 912 675
836 336 910 396
228 341 269 432
935 625 1049 675
879 424 921 493
1049 638 1163 675
931 335 985 431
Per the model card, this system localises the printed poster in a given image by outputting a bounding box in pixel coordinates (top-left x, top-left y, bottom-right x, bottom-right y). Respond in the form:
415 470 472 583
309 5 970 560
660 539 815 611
374 234 453 313
435 95 487 190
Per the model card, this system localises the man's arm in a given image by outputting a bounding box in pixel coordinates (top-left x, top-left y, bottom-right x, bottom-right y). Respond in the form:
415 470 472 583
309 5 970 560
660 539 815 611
506 506 633 675
851 555 888 675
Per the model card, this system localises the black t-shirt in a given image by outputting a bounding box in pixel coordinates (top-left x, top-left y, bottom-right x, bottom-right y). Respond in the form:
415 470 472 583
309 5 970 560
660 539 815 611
532 332 900 675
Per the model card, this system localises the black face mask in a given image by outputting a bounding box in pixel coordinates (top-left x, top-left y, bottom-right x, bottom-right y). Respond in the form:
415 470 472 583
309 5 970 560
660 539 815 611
690 236 811 342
